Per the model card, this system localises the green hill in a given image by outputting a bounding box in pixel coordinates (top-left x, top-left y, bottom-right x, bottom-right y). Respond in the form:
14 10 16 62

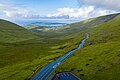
32 13 119 37
55 13 120 80
0 19 37 43
0 19 84 80
0 13 120 80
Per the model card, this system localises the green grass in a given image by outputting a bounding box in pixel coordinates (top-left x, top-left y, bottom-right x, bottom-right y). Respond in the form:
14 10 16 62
55 14 120 80
0 19 85 80
0 19 37 43
1 13 120 80
0 33 85 80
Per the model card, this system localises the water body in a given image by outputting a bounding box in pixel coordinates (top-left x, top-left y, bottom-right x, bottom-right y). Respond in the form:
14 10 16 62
15 19 80 28
31 33 89 80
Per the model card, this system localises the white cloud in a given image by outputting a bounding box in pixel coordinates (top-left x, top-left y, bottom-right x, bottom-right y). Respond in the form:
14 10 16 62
0 4 40 19
47 6 116 20
82 0 120 11
0 3 118 20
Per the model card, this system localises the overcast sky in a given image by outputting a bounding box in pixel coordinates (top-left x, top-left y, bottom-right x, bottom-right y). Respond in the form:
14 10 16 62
0 0 119 21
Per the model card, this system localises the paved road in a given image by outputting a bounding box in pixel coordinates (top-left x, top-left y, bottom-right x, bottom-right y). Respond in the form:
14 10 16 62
51 72 81 80
31 33 89 80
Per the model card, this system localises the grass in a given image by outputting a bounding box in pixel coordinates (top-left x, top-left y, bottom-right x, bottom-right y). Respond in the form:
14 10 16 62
0 33 85 80
0 13 120 80
55 14 120 80
0 19 37 43
0 19 85 80
0 53 63 80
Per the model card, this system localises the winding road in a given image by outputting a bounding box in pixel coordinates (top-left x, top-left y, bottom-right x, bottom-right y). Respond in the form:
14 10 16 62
31 33 89 80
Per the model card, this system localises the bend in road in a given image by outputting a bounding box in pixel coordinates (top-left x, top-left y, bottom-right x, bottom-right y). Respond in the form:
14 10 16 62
31 33 89 80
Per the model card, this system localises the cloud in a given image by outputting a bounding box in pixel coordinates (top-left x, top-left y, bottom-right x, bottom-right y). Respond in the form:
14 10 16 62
47 6 116 20
0 3 118 20
82 0 120 11
0 4 40 19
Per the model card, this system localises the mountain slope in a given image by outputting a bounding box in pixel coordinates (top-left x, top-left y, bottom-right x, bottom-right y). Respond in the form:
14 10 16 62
0 19 36 43
0 13 120 80
0 19 85 80
55 13 120 80
31 13 119 37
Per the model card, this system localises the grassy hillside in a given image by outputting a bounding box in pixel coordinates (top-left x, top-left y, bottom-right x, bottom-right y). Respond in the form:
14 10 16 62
0 19 85 80
0 19 37 43
55 14 120 80
1 13 120 80
31 13 119 38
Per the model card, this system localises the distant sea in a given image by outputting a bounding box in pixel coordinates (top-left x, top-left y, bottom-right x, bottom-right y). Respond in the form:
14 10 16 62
15 19 80 28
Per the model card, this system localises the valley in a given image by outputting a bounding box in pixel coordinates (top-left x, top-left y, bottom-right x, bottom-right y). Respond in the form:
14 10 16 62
0 13 120 80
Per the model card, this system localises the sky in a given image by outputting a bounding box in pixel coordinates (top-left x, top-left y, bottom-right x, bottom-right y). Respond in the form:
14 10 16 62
0 0 120 21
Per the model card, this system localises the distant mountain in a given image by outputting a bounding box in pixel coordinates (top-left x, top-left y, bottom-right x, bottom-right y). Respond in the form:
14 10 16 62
31 13 120 33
